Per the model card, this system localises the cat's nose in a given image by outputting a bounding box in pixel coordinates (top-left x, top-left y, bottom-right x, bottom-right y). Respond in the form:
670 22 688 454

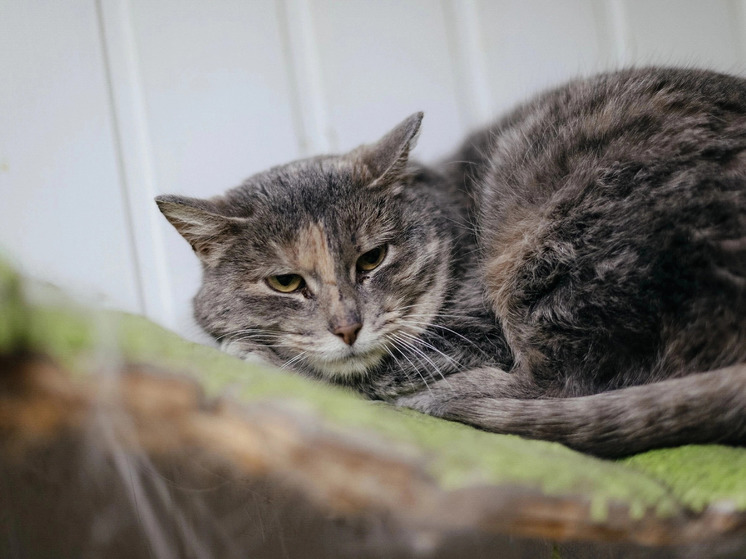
333 322 362 346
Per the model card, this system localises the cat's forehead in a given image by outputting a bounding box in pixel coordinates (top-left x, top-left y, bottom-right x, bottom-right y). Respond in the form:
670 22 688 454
262 155 365 197
282 221 338 280
274 218 377 261
254 209 389 280
241 157 385 226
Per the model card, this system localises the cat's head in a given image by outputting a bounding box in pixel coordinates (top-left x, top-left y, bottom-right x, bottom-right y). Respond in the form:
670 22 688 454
156 113 453 382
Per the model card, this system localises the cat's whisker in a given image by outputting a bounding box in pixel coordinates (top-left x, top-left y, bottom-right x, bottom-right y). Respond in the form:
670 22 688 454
226 331 285 339
459 246 485 258
282 351 307 367
390 332 449 386
281 351 308 370
441 214 476 231
397 330 462 372
215 329 284 342
395 335 451 386
398 319 490 357
381 343 408 383
386 304 422 315
385 334 433 393
405 312 476 320
225 334 286 345
290 354 312 372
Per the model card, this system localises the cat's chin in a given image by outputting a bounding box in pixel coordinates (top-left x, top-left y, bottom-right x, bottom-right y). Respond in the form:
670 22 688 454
221 338 383 380
307 349 386 380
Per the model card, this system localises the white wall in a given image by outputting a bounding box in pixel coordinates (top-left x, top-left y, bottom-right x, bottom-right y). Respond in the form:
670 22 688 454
3 0 746 339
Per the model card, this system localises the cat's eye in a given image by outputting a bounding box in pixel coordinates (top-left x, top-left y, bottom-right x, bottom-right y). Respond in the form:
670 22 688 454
266 274 305 293
356 245 387 272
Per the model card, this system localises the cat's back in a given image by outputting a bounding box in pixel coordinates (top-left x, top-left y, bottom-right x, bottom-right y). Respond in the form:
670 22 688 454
477 67 746 222
467 68 746 394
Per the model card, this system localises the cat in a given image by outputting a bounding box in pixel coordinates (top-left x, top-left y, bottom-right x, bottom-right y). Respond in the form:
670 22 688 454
156 67 746 458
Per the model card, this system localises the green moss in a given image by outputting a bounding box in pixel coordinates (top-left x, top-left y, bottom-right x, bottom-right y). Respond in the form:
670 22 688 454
624 446 746 512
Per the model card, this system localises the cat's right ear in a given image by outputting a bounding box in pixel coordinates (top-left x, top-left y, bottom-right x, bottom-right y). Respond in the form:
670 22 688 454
155 194 244 265
360 112 424 191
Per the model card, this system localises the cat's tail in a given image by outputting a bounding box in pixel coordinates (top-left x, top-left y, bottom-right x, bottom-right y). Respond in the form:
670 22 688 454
443 365 746 458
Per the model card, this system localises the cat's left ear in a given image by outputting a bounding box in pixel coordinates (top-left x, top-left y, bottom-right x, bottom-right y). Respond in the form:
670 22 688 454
360 112 423 191
155 194 246 266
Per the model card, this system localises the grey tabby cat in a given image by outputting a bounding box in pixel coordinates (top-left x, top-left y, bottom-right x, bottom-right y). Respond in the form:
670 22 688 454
157 67 746 458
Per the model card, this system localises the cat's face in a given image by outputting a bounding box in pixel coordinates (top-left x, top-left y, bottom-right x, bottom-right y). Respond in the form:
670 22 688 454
157 114 453 382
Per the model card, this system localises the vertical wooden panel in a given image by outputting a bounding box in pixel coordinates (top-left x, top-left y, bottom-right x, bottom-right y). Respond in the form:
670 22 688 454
475 0 609 114
127 0 299 338
602 0 634 66
0 0 142 312
443 0 493 128
732 0 746 67
278 0 332 154
98 0 175 328
621 0 740 71
310 0 466 159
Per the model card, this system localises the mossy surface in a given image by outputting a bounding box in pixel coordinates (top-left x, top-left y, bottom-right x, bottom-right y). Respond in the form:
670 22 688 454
624 446 746 512
3 256 746 518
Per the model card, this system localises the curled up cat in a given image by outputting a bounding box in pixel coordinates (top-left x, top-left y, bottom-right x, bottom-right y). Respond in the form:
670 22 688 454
156 67 746 458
